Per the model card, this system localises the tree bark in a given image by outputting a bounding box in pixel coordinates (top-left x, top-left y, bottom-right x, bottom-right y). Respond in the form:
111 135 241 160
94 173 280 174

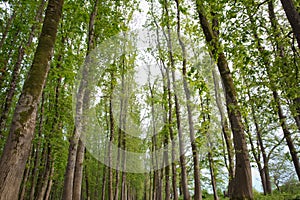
62 0 97 198
108 71 115 200
212 68 235 196
175 1 202 199
0 0 63 199
121 75 128 200
73 140 85 200
153 11 177 199
247 90 272 194
247 5 300 181
29 90 45 200
44 163 54 200
36 146 52 200
208 152 219 200
101 101 110 200
161 68 171 200
0 0 46 137
149 83 161 200
273 91 300 180
244 118 266 194
280 0 300 48
114 58 126 200
19 153 32 200
85 160 90 200
268 0 300 133
195 2 253 199
163 1 190 199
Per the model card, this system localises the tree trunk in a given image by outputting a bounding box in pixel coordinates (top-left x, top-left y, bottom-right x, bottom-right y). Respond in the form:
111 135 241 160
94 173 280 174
195 2 253 199
101 102 110 200
19 154 32 200
273 91 300 180
121 78 128 200
0 0 46 136
62 0 97 198
280 0 300 48
101 157 108 200
247 5 300 181
85 160 90 200
212 68 235 196
268 0 300 133
0 0 63 199
114 61 126 200
101 165 108 200
36 146 52 200
293 97 300 132
149 83 160 200
175 1 202 199
208 152 219 200
73 140 85 200
244 118 266 194
161 73 170 200
44 163 54 200
247 90 272 194
153 12 178 200
163 1 190 199
29 91 45 200
108 71 115 200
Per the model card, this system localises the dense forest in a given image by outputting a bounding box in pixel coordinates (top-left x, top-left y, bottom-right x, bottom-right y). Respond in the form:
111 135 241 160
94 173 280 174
0 0 299 199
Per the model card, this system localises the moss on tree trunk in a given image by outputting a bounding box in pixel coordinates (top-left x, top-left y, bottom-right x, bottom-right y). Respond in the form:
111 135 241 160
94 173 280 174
0 0 63 199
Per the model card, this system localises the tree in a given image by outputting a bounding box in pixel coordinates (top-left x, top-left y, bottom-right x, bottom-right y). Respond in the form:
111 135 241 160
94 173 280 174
280 0 300 49
195 1 253 199
175 0 202 199
0 0 63 199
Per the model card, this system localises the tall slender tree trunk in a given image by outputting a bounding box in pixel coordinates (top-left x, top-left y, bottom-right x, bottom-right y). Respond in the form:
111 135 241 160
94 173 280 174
121 73 128 200
208 151 219 200
0 0 46 136
149 83 161 200
29 90 45 200
108 71 115 200
85 160 90 200
246 6 300 181
73 140 85 200
175 0 202 199
101 165 108 200
212 68 235 196
163 1 190 199
44 163 54 200
280 0 300 48
101 101 110 200
0 0 63 199
36 146 52 200
62 0 98 199
246 89 271 194
153 12 177 199
268 0 300 133
195 2 253 199
161 69 171 200
273 91 300 180
114 60 126 200
167 66 179 200
244 118 266 194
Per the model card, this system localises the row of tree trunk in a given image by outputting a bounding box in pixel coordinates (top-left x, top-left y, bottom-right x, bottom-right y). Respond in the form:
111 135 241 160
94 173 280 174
0 0 299 199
